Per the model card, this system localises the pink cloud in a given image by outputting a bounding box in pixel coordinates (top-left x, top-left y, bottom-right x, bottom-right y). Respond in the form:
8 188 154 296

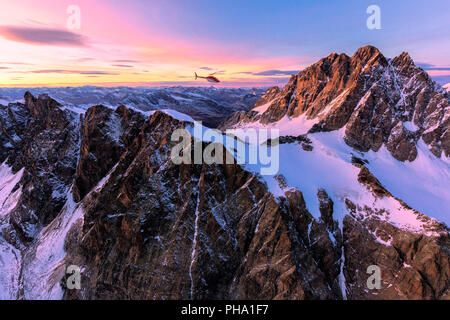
0 25 87 46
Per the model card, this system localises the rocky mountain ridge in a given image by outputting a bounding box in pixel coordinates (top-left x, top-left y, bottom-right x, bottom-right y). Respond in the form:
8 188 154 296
222 46 449 162
0 47 449 300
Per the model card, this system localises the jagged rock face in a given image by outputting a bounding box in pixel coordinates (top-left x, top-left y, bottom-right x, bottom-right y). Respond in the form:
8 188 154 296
258 46 389 125
59 110 448 300
343 212 449 299
63 111 346 300
254 86 281 107
344 50 448 159
218 86 281 130
72 105 145 202
342 167 449 299
0 92 80 242
217 110 255 131
223 46 449 161
385 122 418 162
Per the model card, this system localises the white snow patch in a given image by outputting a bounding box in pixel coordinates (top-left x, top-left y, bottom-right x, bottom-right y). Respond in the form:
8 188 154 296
0 161 24 217
365 139 450 225
252 100 273 114
60 105 87 114
367 229 392 246
230 113 318 138
257 130 362 220
94 163 119 192
338 249 347 300
318 88 351 118
0 237 21 299
403 121 419 132
22 193 83 299
161 109 196 123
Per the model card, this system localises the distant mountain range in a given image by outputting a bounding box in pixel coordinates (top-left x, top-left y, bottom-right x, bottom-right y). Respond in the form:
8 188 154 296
0 86 266 127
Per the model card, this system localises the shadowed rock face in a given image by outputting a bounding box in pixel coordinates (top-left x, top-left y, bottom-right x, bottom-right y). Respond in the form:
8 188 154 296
59 109 447 300
0 58 448 300
0 92 80 242
223 46 449 161
62 111 343 299
72 104 145 202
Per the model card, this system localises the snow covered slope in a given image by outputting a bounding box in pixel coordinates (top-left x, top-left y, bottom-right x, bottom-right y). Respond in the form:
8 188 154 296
0 161 24 299
265 130 448 226
222 45 449 227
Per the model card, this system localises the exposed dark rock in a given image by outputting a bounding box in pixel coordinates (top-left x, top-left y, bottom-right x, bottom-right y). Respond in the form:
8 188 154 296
385 122 418 162
343 200 449 299
351 155 369 167
1 92 80 241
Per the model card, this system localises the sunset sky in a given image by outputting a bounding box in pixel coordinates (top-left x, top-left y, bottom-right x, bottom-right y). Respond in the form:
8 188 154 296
0 0 449 87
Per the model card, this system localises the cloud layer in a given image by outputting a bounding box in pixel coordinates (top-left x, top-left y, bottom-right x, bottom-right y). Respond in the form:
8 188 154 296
0 26 87 46
23 69 118 75
417 62 450 71
253 69 299 76
236 69 299 76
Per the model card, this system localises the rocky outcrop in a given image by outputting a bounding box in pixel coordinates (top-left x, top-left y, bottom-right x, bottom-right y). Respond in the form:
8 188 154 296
254 86 281 107
343 210 449 299
0 92 80 242
218 110 256 130
218 86 282 130
385 122 418 162
343 166 449 299
72 105 145 202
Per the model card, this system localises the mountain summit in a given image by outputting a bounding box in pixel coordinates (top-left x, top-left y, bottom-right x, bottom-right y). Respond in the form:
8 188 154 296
223 45 449 161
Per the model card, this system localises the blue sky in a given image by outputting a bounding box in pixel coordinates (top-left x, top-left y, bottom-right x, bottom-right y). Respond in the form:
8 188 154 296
1 0 449 86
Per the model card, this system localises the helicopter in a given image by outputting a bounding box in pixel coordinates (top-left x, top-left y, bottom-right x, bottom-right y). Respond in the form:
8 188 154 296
194 72 220 83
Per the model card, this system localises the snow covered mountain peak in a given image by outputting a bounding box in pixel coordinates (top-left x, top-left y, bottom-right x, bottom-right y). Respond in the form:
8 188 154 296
223 46 449 161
